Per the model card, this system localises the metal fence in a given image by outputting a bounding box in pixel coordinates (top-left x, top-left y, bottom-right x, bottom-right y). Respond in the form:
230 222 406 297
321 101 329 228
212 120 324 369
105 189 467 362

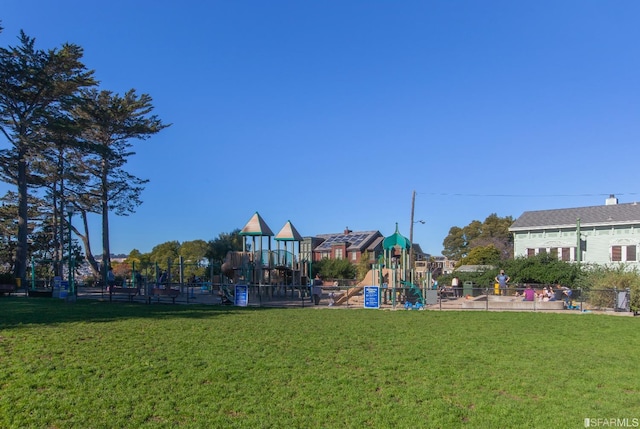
434 284 631 313
10 280 635 314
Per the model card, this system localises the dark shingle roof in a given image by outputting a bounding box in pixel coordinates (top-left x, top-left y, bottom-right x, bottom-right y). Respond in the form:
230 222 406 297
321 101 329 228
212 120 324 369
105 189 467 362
315 231 381 251
367 236 384 251
510 202 640 231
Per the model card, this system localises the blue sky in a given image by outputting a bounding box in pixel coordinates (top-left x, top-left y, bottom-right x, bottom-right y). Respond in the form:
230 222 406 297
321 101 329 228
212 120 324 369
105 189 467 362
2 1 640 256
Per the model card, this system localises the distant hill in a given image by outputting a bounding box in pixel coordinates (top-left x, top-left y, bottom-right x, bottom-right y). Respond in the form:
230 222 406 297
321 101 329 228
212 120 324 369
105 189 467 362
95 254 128 260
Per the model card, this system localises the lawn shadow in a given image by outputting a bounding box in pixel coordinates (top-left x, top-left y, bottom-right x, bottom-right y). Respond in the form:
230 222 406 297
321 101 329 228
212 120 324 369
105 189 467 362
0 296 277 328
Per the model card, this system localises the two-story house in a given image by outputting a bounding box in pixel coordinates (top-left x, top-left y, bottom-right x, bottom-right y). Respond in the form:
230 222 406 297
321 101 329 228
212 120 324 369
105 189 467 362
510 195 640 266
309 229 384 263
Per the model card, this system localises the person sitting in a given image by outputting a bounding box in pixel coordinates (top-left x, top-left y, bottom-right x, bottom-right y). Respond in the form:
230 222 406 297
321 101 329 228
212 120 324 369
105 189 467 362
562 286 573 307
539 287 549 302
523 284 535 301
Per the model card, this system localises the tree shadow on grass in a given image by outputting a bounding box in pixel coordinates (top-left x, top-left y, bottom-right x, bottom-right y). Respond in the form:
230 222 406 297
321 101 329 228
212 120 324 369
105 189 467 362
0 296 274 328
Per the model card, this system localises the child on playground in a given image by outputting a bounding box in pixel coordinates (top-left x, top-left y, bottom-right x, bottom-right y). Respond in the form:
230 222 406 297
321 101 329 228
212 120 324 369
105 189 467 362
312 274 323 305
328 281 339 306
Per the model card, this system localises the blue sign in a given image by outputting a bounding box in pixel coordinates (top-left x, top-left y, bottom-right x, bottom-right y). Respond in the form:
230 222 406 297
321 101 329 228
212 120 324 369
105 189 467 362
363 286 380 309
60 281 69 299
235 284 248 307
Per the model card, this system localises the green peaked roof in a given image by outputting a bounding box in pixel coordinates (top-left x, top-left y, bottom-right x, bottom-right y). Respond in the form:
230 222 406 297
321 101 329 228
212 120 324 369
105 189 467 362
240 212 274 236
382 223 411 250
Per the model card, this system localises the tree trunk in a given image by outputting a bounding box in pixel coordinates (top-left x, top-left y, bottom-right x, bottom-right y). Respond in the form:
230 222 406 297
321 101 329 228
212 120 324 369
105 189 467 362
101 162 111 283
15 149 28 285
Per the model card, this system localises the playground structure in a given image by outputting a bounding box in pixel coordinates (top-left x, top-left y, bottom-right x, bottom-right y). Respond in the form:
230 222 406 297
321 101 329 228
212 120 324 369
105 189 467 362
218 215 428 307
20 213 429 308
219 212 308 301
333 223 427 307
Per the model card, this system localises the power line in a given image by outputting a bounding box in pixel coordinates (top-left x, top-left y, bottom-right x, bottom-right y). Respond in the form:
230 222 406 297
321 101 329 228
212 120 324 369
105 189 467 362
419 192 640 198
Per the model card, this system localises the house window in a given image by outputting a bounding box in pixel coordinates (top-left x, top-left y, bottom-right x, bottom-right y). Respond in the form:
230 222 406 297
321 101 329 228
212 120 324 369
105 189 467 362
612 246 622 261
627 246 637 262
537 248 547 254
561 248 571 261
335 249 343 260
527 248 535 257
351 251 357 261
550 248 558 259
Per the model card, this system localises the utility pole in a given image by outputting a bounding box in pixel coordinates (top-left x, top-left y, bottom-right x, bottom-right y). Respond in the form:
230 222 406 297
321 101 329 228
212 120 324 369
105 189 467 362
409 190 416 282
576 218 581 264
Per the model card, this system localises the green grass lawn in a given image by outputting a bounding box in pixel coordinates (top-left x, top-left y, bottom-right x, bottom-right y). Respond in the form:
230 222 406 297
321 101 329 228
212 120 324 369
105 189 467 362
0 298 638 428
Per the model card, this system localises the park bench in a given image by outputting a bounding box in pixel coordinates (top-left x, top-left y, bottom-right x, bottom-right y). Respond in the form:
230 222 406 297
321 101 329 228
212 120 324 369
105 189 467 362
148 287 180 304
439 287 458 299
109 286 141 302
0 284 16 296
27 288 53 298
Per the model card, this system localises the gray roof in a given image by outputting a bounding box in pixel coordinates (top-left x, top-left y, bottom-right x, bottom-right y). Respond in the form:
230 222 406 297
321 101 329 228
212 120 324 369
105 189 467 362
455 265 495 273
314 230 382 251
510 202 640 231
367 236 384 252
412 243 426 256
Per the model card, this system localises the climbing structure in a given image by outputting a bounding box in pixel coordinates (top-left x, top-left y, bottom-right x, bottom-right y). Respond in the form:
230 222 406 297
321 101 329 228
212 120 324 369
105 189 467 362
221 212 304 288
382 223 423 305
382 223 412 282
333 223 424 306
239 211 274 284
274 220 303 286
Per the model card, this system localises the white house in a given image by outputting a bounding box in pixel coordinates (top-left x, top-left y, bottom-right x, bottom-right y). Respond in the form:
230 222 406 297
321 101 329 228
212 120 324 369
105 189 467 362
510 195 640 266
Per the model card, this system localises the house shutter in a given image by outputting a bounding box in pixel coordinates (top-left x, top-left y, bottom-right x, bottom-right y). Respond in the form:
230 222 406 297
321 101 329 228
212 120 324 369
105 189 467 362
627 245 636 262
612 246 622 261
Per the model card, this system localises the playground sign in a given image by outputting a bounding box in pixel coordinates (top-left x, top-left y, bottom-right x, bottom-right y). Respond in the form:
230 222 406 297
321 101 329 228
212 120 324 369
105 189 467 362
234 284 248 307
52 276 62 298
363 286 380 309
60 281 69 299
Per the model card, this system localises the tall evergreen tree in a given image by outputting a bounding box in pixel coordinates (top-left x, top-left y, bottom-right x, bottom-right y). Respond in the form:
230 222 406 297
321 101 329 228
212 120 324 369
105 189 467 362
0 30 95 283
68 88 169 280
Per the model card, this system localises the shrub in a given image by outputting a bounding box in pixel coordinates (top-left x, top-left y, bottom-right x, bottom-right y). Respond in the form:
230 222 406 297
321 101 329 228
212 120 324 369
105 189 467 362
578 265 640 311
313 258 356 280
